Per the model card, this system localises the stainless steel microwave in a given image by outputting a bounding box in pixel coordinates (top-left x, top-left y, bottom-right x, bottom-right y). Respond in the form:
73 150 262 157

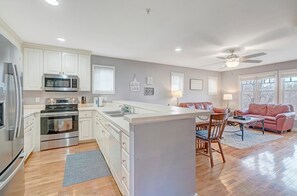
43 74 79 92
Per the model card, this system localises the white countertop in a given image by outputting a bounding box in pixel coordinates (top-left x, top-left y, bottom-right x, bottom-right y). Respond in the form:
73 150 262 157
24 100 211 134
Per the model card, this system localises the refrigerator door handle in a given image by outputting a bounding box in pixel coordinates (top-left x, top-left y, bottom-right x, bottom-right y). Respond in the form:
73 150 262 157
13 64 22 138
0 152 25 191
11 63 20 140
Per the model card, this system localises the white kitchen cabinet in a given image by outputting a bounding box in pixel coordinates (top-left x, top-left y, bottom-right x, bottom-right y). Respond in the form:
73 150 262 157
24 125 34 160
44 50 62 74
78 54 91 91
24 114 36 160
23 48 44 90
79 118 93 141
62 52 78 75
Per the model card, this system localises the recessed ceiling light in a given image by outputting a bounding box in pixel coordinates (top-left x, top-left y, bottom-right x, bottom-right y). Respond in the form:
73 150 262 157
57 38 66 42
175 47 182 53
45 0 59 6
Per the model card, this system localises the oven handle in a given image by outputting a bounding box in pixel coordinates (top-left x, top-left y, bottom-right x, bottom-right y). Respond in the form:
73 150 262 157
40 111 78 118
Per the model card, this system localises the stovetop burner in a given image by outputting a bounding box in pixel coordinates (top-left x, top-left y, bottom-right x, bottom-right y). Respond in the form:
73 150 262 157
42 98 79 113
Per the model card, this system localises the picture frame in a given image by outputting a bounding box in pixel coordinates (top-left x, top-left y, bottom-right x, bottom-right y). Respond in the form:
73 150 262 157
190 79 203 90
144 87 154 96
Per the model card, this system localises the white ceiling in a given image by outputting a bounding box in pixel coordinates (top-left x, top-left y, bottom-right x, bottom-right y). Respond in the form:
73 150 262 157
0 0 297 71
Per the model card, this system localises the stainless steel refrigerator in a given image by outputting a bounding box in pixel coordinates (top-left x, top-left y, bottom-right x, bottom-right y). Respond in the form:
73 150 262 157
0 33 25 195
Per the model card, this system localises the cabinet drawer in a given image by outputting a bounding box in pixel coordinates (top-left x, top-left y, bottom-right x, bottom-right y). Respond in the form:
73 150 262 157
121 132 129 154
24 115 35 129
79 111 92 118
122 149 129 171
99 116 108 129
122 166 130 190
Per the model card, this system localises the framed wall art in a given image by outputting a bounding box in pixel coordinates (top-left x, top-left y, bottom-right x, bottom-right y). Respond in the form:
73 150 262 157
190 79 203 90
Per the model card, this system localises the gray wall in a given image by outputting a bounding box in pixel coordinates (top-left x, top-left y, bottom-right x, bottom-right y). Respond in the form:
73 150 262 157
24 55 222 106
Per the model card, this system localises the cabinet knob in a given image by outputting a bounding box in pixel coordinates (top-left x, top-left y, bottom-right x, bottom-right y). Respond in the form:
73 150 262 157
122 142 126 146
122 160 126 163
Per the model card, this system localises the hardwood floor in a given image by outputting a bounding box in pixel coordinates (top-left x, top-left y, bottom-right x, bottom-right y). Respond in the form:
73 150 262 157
24 142 121 196
24 131 297 196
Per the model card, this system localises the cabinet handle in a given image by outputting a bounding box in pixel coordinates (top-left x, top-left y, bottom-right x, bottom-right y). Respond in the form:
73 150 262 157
122 177 126 181
122 160 126 163
122 142 126 146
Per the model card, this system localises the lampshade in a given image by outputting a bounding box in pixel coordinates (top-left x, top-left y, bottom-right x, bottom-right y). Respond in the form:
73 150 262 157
171 90 183 98
225 58 240 68
223 94 233 101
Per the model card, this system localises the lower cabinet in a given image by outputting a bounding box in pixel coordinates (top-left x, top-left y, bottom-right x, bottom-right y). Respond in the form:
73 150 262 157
24 125 34 160
24 114 36 160
79 118 93 141
94 111 129 195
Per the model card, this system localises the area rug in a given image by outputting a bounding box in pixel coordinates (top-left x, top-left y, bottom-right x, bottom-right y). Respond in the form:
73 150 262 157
63 150 111 187
221 126 283 149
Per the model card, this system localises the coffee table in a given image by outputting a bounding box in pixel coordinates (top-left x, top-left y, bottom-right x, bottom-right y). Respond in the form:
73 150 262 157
226 117 265 141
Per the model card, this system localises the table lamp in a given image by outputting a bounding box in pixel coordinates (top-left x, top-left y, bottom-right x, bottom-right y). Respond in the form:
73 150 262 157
223 94 233 109
172 90 183 106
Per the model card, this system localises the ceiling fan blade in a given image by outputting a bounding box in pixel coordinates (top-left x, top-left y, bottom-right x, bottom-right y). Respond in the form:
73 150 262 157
219 65 226 69
199 62 224 67
241 52 266 59
216 56 226 60
241 59 262 63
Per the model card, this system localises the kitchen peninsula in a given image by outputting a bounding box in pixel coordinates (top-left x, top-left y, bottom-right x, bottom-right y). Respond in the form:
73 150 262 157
24 101 210 196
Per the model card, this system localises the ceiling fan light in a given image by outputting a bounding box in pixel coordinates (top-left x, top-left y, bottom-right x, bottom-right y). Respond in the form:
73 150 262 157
45 0 59 6
225 58 240 68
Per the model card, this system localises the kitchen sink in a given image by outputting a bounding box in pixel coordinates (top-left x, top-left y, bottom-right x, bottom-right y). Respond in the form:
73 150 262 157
103 110 134 117
109 113 125 117
103 110 122 114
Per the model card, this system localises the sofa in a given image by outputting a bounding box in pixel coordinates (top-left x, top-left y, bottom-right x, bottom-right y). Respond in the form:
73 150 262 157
179 102 228 113
235 103 295 133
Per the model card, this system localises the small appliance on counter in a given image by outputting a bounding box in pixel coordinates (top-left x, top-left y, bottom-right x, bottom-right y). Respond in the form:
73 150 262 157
81 96 87 104
93 96 103 107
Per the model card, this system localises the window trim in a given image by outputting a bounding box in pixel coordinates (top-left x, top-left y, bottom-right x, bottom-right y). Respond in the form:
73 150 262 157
279 69 297 116
170 72 184 94
92 64 115 95
208 76 218 95
238 71 277 109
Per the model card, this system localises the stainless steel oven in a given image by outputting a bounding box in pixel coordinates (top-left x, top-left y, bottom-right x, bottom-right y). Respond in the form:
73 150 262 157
40 98 79 150
43 74 79 92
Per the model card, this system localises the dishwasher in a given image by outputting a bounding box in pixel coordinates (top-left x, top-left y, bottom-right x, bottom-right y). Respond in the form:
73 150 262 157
107 123 121 181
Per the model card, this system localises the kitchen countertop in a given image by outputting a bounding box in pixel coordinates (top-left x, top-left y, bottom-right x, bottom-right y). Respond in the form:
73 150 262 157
24 100 211 134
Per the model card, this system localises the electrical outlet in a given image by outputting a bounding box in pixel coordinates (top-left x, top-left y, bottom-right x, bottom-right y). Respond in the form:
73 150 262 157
36 97 40 103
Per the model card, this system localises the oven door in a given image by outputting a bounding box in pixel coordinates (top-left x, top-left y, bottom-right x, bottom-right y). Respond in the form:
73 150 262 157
40 112 78 141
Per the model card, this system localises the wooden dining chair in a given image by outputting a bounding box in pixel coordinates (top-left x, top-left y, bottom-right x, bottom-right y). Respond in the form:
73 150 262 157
196 113 229 167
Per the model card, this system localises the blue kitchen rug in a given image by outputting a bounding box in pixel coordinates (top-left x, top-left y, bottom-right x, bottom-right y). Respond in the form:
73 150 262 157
63 150 111 187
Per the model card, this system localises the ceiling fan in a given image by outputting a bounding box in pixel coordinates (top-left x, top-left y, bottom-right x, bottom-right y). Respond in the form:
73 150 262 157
217 48 266 68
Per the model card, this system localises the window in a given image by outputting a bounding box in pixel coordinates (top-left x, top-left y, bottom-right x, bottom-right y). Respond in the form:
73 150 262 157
92 65 115 94
171 72 184 93
208 76 218 95
239 72 277 109
280 70 297 118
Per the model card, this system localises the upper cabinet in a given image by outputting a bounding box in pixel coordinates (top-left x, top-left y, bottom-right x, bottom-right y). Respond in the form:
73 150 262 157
44 51 78 75
23 44 91 91
62 52 78 75
23 48 43 90
43 50 62 74
78 54 91 91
